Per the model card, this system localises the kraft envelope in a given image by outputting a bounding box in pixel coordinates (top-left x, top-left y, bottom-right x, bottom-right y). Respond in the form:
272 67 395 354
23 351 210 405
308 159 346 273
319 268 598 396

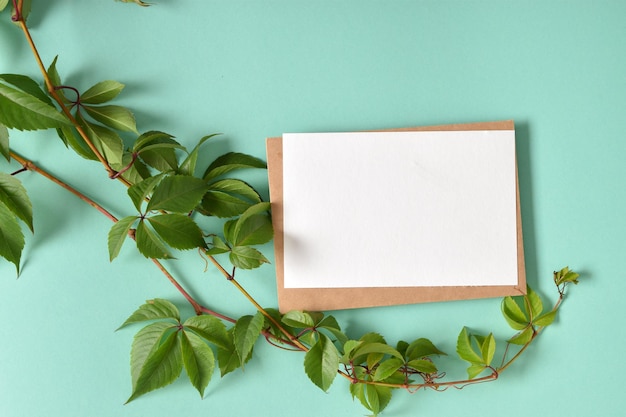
266 120 525 312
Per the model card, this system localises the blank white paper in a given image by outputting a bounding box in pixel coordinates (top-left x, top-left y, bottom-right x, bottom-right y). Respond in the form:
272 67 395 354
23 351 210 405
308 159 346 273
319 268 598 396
282 130 518 288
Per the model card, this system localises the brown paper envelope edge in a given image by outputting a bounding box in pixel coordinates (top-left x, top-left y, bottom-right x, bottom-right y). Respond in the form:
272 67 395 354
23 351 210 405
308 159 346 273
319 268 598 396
266 120 526 312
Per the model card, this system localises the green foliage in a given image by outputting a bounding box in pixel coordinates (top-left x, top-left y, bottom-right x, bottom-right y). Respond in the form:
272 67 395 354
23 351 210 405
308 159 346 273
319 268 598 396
501 285 557 345
233 312 264 368
0 173 33 273
456 327 496 379
554 266 580 287
0 3 585 414
0 76 69 130
304 333 340 391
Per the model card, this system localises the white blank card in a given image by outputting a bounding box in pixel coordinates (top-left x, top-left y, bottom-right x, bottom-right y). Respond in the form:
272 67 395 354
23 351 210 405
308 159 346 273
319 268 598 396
281 130 518 289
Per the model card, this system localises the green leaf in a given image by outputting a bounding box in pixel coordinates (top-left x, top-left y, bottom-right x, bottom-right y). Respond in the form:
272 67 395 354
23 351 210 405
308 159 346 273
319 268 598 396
217 328 250 377
178 133 219 176
229 246 269 269
281 311 315 328
351 342 403 362
128 322 172 390
0 124 8 161
0 203 24 274
181 330 215 398
203 152 267 181
525 286 543 320
135 219 173 259
78 116 124 166
233 312 264 367
501 296 529 330
127 174 165 212
508 326 534 345
351 381 392 416
146 175 209 213
81 80 125 104
205 235 230 255
317 315 348 346
534 310 557 327
199 190 254 218
554 267 580 286
147 214 205 250
0 172 33 231
373 357 404 381
183 315 230 350
117 151 151 185
119 298 180 329
57 125 98 160
456 327 483 365
479 333 496 366
406 359 438 374
467 363 488 380
0 0 10 12
46 57 67 103
126 330 183 403
304 333 339 392
341 340 363 361
225 201 273 247
207 179 262 203
405 338 446 360
0 74 51 104
231 212 273 247
0 82 69 130
134 131 180 172
107 215 137 261
83 104 138 133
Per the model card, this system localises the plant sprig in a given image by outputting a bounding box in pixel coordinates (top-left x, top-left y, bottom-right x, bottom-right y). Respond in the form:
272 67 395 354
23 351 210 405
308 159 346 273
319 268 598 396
0 2 583 416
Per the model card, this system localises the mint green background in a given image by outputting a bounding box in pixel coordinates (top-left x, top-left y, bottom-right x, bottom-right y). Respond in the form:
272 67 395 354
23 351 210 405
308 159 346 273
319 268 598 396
1 1 624 416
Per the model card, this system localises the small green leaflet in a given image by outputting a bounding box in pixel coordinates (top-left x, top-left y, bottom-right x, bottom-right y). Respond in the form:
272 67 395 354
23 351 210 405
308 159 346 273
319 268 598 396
0 172 33 231
0 0 9 12
203 152 267 181
135 220 173 259
405 338 446 360
127 329 183 403
229 246 269 269
554 266 580 286
223 202 273 248
304 333 340 392
281 310 316 328
180 331 215 398
0 81 69 131
0 74 52 104
127 174 165 212
456 327 496 379
0 203 25 274
147 214 206 250
129 322 172 391
372 357 404 382
81 80 125 104
183 315 230 350
118 298 180 329
133 131 181 172
77 114 124 166
233 312 264 367
217 328 247 377
146 175 209 213
107 215 137 261
178 133 219 176
83 104 138 133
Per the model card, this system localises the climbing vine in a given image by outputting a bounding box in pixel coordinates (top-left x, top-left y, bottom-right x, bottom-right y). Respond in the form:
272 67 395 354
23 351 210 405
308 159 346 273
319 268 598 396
0 2 582 415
